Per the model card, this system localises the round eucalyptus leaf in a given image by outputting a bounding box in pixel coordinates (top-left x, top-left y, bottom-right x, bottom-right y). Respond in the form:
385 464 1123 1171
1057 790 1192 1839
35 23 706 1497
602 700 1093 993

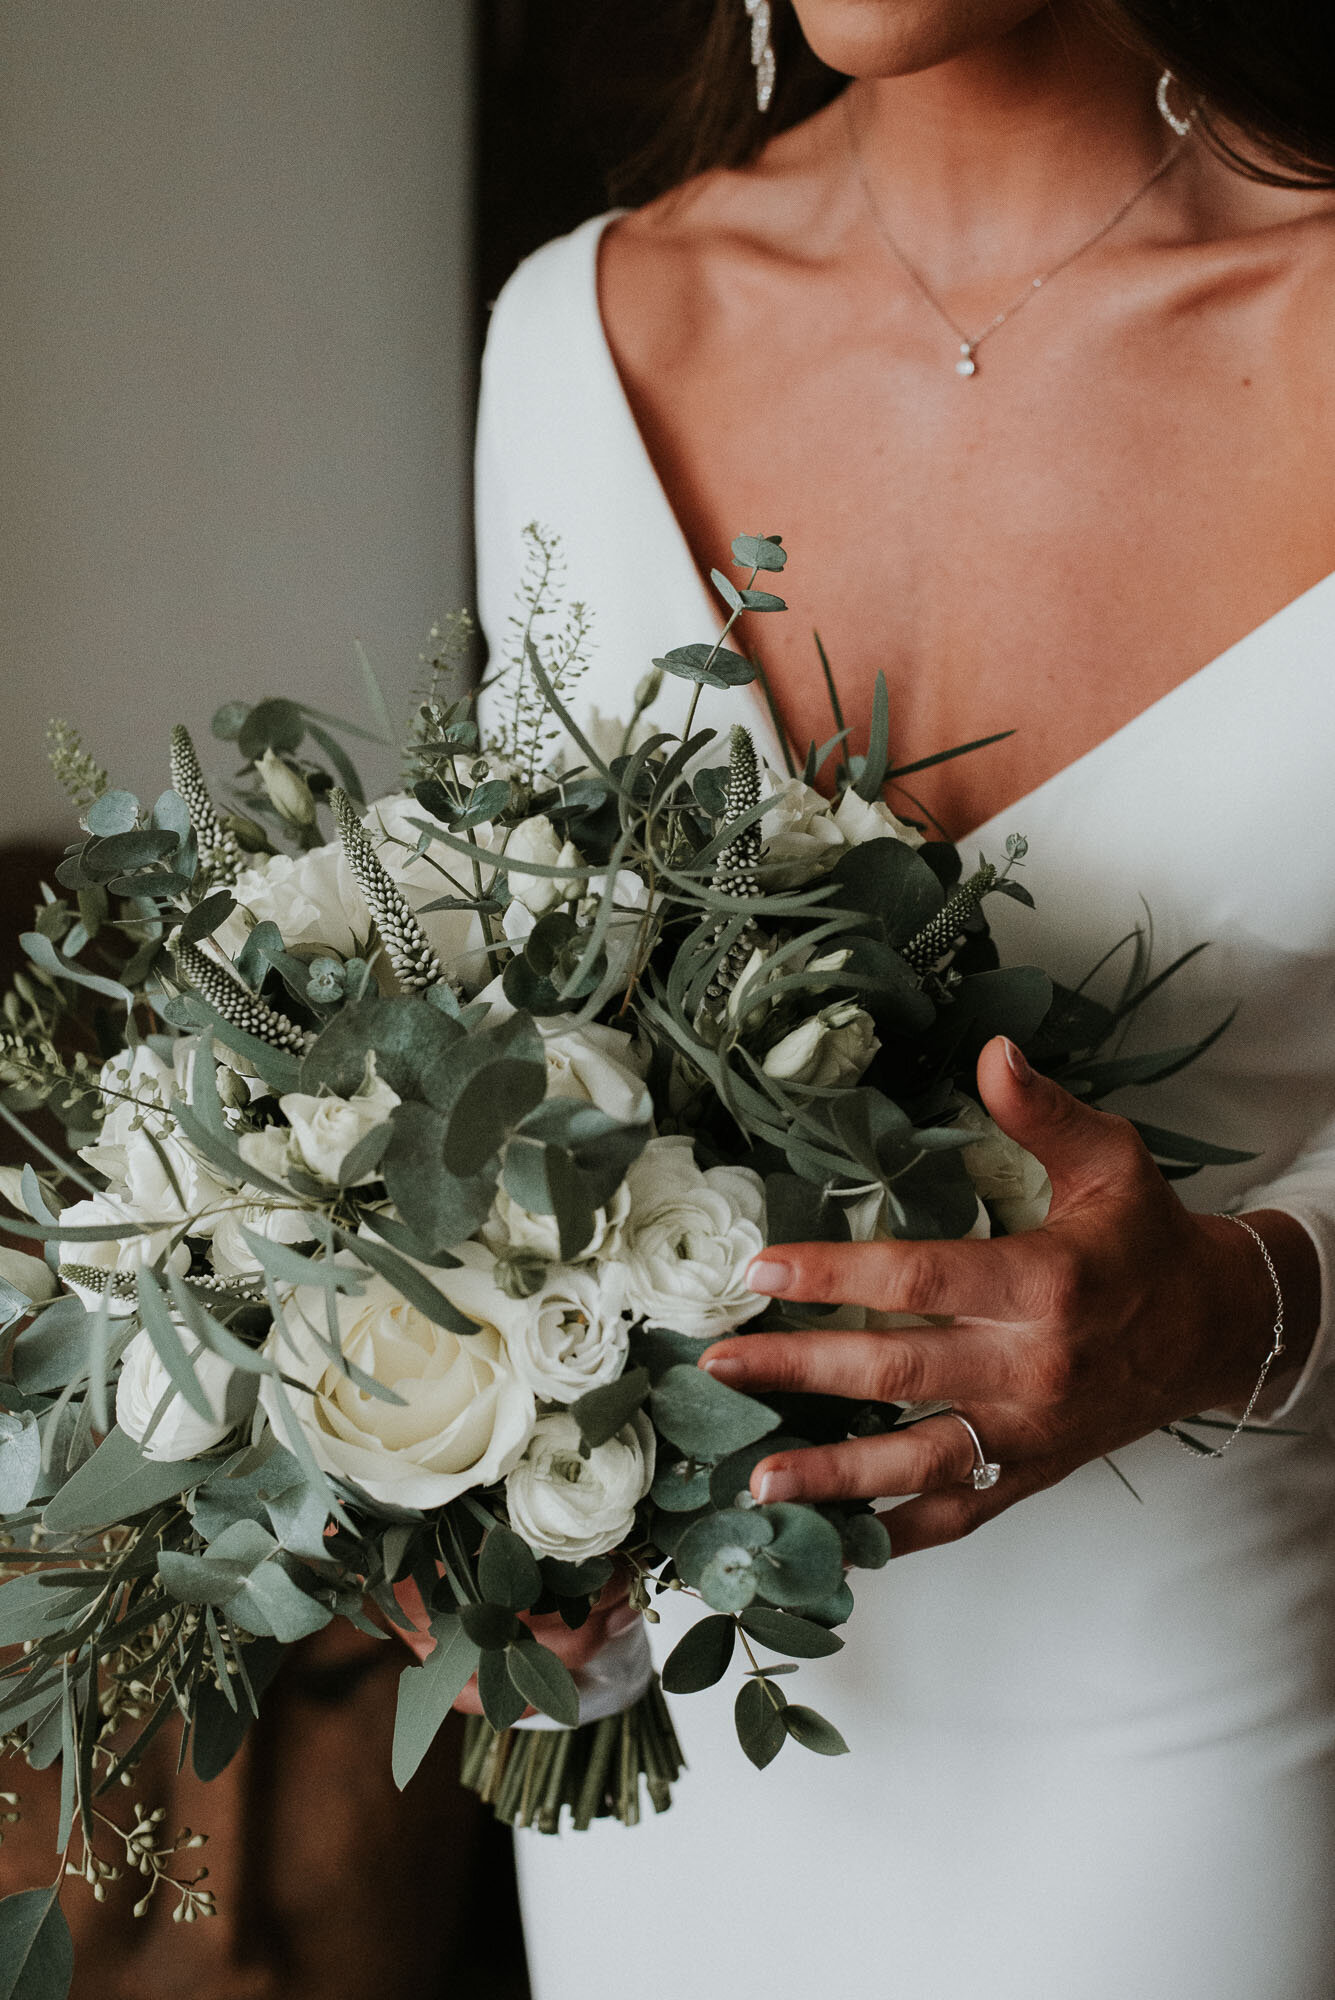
734 1675 787 1769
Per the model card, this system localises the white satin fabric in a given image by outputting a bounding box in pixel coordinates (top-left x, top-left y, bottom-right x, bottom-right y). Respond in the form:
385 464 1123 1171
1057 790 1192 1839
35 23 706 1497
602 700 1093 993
475 214 1335 1999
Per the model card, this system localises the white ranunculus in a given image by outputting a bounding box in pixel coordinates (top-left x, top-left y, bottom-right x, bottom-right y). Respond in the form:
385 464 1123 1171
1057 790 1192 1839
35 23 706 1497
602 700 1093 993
760 771 846 886
258 1241 535 1510
255 749 318 830
952 1098 1052 1235
831 790 925 849
505 1410 654 1561
215 842 369 961
116 1324 238 1461
279 1058 400 1186
208 1198 316 1280
505 1264 631 1404
363 792 501 990
618 1136 766 1340
762 1002 880 1089
55 1193 191 1316
502 814 583 918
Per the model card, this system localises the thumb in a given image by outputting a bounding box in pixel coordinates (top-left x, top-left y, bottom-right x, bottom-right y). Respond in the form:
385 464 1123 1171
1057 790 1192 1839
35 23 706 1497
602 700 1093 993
976 1035 1132 1205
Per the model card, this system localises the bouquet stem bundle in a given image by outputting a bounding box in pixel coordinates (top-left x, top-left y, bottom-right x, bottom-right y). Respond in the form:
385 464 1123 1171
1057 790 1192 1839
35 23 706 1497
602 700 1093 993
460 1679 683 1831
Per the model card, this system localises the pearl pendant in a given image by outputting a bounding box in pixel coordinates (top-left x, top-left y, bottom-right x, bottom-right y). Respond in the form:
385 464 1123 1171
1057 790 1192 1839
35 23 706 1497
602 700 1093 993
955 343 977 378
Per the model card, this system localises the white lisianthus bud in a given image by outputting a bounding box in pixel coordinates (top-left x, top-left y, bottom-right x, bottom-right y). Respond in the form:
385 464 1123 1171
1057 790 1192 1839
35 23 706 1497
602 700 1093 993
116 1325 238 1461
259 1241 535 1510
278 1057 400 1185
952 1097 1052 1234
505 1411 654 1562
618 1136 766 1341
762 1002 880 1089
256 750 318 830
725 945 775 1029
505 1264 632 1404
831 790 924 849
503 815 583 918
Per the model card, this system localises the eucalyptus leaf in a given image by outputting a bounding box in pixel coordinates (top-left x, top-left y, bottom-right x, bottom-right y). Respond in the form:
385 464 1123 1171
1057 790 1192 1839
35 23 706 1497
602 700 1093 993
731 532 787 572
43 1427 206 1531
392 1613 481 1788
650 1365 780 1459
458 1602 525 1650
477 1646 528 1730
507 1637 580 1727
734 1675 787 1769
782 1703 850 1756
0 1413 43 1513
0 1882 73 2000
570 1368 651 1452
478 1526 542 1612
740 1605 846 1659
661 1614 736 1694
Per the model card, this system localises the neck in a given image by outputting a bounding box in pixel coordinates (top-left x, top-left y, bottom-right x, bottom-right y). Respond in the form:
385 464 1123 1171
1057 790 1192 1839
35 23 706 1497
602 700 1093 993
837 10 1180 275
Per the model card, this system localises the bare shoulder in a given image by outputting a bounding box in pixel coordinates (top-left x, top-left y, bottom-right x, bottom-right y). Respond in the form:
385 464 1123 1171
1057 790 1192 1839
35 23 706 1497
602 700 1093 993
597 105 846 380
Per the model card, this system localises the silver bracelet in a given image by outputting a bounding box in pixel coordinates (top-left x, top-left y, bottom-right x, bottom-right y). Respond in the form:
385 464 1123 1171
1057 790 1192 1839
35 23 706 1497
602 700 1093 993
1171 1213 1286 1461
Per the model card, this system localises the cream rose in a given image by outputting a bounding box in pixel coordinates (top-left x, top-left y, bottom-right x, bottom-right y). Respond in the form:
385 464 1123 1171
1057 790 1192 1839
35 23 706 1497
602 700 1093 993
116 1324 238 1461
208 1198 316 1280
540 1022 651 1127
258 1242 535 1510
216 842 369 960
762 1002 880 1089
505 1411 654 1561
618 1136 767 1340
831 790 925 849
55 1193 191 1316
505 1264 632 1403
278 1059 400 1186
760 771 846 886
953 1098 1052 1234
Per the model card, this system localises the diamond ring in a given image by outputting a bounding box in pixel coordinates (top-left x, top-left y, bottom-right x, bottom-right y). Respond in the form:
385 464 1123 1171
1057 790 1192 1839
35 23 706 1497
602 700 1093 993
948 1412 1001 1491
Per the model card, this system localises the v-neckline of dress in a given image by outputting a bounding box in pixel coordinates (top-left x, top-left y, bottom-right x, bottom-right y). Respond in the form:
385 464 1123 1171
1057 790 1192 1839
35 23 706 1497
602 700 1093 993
573 209 1335 848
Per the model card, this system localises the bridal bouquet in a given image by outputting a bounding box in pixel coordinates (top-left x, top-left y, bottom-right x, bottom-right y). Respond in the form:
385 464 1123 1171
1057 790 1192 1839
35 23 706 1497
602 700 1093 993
0 532 1241 1978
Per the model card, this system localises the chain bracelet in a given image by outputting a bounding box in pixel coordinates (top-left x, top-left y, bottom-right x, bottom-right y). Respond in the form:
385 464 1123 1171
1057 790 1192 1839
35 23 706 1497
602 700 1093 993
1171 1213 1286 1462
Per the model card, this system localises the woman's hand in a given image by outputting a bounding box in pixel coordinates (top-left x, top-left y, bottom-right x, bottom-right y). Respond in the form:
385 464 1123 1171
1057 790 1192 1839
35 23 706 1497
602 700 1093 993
699 1036 1320 1556
394 1573 638 1716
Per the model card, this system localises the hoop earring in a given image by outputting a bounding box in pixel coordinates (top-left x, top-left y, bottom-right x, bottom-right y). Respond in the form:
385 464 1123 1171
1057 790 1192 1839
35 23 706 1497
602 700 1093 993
1155 70 1196 138
744 0 775 114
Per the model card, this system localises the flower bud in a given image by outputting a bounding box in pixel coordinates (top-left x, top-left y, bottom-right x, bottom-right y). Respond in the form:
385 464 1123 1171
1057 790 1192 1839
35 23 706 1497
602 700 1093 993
762 1002 879 1089
256 750 318 830
634 668 663 710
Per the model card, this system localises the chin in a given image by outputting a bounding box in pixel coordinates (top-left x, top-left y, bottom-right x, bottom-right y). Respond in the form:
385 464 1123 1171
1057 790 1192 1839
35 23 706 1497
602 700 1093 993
789 0 1051 77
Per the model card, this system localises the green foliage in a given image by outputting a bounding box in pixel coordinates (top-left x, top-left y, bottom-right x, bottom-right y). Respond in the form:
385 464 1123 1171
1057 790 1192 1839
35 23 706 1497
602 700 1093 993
0 1882 73 2000
392 1613 481 1789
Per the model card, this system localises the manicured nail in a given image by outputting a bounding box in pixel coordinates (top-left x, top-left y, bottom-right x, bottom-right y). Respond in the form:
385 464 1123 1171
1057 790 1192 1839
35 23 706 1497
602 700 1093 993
700 1356 744 1383
756 1469 799 1505
746 1256 793 1294
1002 1038 1033 1085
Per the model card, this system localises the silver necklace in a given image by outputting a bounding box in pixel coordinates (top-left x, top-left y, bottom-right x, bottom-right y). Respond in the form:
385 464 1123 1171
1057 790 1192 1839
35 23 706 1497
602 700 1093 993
844 96 1192 378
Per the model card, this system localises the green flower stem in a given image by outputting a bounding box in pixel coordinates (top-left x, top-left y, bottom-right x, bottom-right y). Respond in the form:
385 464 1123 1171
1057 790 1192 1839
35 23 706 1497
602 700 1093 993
459 1677 683 1834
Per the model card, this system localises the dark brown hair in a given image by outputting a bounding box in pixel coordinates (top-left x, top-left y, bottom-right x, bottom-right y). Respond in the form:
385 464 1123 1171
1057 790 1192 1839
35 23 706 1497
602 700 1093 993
613 0 1335 201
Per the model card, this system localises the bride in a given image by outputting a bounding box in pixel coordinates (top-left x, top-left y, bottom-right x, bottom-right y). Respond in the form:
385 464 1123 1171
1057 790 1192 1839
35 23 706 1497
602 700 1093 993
469 3 1335 1994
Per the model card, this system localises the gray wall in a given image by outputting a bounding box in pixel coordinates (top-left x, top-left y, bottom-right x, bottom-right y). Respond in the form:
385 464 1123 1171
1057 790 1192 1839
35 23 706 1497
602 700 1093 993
0 0 475 839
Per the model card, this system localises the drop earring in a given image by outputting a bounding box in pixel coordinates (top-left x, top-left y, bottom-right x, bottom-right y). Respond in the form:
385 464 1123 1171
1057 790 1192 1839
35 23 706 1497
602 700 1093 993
1155 70 1196 138
745 0 775 113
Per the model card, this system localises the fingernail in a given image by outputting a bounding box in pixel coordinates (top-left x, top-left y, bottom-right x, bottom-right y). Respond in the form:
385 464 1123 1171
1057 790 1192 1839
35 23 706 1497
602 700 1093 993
700 1356 744 1383
1002 1038 1033 1085
747 1256 793 1293
756 1470 798 1505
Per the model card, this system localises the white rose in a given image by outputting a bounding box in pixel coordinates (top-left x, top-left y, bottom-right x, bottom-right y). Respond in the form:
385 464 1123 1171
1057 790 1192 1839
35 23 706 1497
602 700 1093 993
208 1199 316 1280
501 814 583 918
762 1002 880 1089
115 1324 238 1460
278 1058 400 1186
505 1264 631 1404
258 1241 535 1510
216 843 369 960
119 1118 233 1233
540 1022 651 1126
236 1126 295 1188
953 1098 1052 1234
55 1193 191 1316
831 790 925 849
505 1411 653 1562
618 1136 766 1340
363 792 501 990
79 1044 174 1185
760 771 846 886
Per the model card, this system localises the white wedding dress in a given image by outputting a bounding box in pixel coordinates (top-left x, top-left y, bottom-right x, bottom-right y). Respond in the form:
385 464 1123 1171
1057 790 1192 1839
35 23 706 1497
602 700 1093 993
474 215 1335 2000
